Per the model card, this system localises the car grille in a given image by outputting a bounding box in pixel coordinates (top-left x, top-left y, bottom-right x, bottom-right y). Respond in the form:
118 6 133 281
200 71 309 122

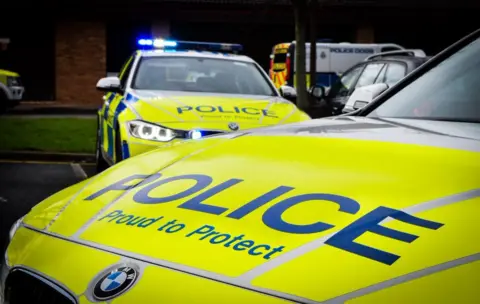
4 268 77 304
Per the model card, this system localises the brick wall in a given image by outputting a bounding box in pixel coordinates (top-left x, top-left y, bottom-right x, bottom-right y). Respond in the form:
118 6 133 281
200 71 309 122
55 21 106 105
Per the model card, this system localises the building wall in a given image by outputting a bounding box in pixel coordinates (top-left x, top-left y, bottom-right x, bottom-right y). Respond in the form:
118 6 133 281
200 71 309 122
55 21 106 105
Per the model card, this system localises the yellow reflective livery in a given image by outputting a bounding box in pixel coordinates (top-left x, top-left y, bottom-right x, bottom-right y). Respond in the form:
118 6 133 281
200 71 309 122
95 49 310 172
2 116 479 303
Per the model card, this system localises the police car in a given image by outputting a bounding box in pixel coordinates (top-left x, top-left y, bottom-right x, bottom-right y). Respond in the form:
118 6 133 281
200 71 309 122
2 29 479 303
0 69 24 113
95 39 310 172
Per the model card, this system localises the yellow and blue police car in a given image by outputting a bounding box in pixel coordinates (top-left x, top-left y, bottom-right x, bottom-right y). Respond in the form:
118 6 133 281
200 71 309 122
2 29 480 303
95 39 310 172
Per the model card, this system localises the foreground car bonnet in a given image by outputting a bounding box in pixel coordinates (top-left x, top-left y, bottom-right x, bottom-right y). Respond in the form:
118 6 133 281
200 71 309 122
9 118 480 303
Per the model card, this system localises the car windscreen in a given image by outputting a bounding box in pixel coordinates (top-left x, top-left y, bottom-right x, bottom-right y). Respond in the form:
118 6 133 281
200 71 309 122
132 56 276 96
367 38 480 123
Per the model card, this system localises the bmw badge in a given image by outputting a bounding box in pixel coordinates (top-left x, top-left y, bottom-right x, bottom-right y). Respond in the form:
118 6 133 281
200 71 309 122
228 122 239 131
92 266 138 301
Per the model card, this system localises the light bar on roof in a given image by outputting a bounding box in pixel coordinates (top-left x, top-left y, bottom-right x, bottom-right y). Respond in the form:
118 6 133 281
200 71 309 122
137 38 243 53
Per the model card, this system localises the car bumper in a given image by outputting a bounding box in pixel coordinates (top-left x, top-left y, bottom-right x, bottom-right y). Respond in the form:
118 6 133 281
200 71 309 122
8 86 24 101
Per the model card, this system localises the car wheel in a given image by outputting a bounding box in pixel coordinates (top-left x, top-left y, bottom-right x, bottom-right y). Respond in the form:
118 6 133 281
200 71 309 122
95 117 109 173
114 125 124 164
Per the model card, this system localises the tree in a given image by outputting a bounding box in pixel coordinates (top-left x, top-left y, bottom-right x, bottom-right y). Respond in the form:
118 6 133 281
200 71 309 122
291 0 309 110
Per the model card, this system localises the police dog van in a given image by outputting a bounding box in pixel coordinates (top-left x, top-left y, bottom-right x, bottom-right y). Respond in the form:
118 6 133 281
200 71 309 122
269 41 406 89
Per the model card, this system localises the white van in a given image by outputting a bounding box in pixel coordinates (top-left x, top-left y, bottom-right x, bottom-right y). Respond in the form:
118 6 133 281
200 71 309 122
269 42 406 89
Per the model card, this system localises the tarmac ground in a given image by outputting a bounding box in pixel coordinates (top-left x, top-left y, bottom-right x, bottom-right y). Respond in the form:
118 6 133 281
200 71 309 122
0 160 96 256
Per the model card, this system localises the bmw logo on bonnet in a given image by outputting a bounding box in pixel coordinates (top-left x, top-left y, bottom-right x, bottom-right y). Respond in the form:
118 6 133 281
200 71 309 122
93 266 137 300
228 122 239 131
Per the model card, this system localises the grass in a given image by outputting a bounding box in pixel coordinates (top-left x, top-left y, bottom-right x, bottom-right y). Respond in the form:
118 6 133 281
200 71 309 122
0 116 97 153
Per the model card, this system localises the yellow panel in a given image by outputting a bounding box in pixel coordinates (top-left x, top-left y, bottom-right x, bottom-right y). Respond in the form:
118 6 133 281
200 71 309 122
252 196 480 302
348 260 480 304
47 139 224 236
111 265 290 304
77 136 478 277
7 227 120 295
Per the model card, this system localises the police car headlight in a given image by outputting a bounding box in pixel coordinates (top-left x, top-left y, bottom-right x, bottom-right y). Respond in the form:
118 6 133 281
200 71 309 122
128 121 176 142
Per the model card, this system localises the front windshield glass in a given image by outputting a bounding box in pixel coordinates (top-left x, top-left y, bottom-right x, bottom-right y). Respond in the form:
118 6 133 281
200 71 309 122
133 56 276 96
368 38 480 123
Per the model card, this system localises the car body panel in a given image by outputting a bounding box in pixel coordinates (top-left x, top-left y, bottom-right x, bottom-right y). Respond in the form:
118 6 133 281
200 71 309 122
9 117 479 303
97 52 310 166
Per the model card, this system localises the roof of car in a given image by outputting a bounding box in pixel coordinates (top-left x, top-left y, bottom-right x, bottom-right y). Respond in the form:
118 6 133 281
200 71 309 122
369 55 431 67
139 49 255 63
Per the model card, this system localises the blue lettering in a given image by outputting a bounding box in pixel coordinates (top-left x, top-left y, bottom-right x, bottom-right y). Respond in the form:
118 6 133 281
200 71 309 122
233 240 254 251
165 223 186 233
138 216 163 228
325 206 444 265
126 216 146 226
224 234 244 247
98 210 123 221
85 174 157 200
133 174 212 204
242 107 260 115
158 219 177 231
234 106 241 113
227 186 294 219
177 106 193 114
264 246 285 259
218 106 234 113
116 215 133 224
196 105 216 113
186 224 215 237
262 109 278 118
262 194 361 234
210 234 231 244
248 244 271 256
179 179 243 215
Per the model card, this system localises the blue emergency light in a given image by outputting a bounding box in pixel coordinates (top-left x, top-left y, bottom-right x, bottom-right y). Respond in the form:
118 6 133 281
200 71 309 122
189 130 203 140
137 38 243 53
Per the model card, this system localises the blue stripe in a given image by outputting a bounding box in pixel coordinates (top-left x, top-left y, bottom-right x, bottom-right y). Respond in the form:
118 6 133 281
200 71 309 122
104 94 116 120
122 141 130 159
107 125 114 159
125 93 139 103
113 99 127 128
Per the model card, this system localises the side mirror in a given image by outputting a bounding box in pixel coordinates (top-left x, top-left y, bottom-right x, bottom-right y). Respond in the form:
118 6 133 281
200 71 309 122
342 83 389 114
96 76 122 93
279 85 297 102
308 85 326 100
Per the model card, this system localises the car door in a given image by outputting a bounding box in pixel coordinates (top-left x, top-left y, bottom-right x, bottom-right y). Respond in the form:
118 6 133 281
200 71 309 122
102 54 135 161
380 62 408 86
327 63 365 113
353 62 386 90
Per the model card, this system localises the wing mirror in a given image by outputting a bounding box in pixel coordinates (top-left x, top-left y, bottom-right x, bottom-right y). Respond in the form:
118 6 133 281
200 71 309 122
308 85 326 101
96 76 122 94
342 83 389 114
279 85 297 102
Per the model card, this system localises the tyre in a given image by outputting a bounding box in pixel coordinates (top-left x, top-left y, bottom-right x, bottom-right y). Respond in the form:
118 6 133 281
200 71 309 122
95 117 109 173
